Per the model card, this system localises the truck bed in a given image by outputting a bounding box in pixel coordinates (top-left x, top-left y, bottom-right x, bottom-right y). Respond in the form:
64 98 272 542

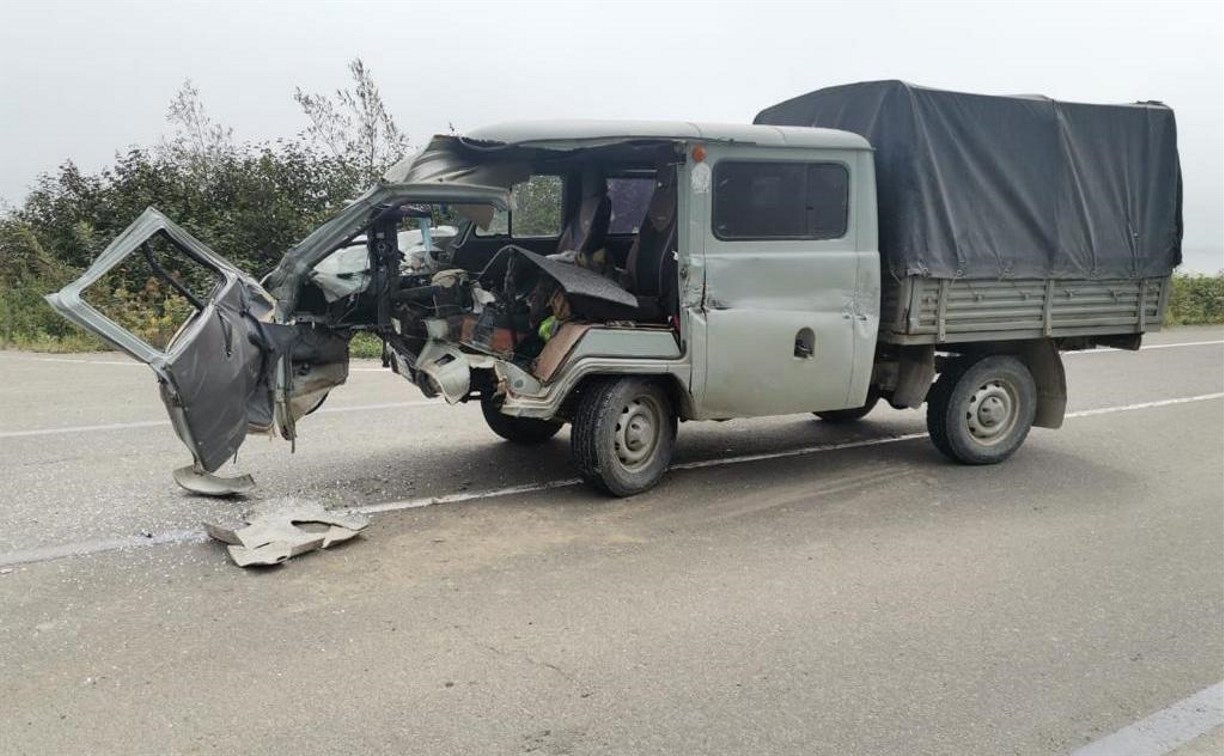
879 276 1169 345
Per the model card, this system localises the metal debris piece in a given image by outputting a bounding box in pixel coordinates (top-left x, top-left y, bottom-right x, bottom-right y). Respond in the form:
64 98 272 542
203 499 369 567
174 465 256 497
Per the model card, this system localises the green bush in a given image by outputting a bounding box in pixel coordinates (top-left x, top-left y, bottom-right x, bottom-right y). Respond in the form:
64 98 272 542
1167 273 1224 325
349 332 383 359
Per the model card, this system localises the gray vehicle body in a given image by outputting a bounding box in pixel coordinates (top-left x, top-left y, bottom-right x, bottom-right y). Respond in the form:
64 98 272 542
46 119 1169 490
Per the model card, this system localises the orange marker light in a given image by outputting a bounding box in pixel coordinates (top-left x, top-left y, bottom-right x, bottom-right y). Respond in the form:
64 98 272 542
691 144 706 163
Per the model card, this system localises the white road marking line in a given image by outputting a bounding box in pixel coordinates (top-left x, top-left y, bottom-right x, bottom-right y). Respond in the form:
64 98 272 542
347 393 1224 517
2 339 1219 440
0 530 207 570
2 337 1219 371
1065 393 1224 417
22 356 140 367
315 400 441 413
354 477 585 515
0 419 172 439
1134 339 1224 350
5 390 1216 569
1071 682 1224 756
0 400 446 439
1067 339 1224 355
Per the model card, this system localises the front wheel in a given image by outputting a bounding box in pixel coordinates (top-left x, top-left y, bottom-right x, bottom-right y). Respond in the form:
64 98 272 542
926 355 1036 465
481 395 563 445
571 377 677 497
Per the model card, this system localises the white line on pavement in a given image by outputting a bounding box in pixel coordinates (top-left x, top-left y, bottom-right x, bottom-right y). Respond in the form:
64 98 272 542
0 391 1220 568
0 419 172 439
24 356 140 367
347 393 1224 516
0 400 444 439
0 530 208 571
1064 393 1224 417
1071 682 1224 756
2 337 1219 371
1066 339 1223 355
3 338 1221 439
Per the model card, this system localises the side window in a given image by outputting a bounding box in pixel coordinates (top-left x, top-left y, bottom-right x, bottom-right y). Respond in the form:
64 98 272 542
606 176 656 234
478 175 563 238
712 160 849 241
807 163 850 239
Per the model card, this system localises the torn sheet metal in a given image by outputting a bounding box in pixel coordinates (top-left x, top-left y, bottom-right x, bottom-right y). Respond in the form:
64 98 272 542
173 465 256 497
203 499 369 567
510 247 638 311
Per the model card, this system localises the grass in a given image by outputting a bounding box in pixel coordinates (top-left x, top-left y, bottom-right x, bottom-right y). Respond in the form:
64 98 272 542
349 332 383 359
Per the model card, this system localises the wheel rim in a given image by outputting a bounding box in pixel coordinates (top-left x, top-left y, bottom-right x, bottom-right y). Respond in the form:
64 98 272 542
964 378 1019 446
614 394 664 471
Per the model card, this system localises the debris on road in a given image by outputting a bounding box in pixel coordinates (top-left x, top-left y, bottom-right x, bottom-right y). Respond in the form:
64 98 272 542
203 499 369 567
174 465 256 497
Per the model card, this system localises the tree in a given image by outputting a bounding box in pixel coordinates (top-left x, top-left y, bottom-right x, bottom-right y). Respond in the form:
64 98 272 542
0 60 415 348
294 58 408 182
164 80 235 174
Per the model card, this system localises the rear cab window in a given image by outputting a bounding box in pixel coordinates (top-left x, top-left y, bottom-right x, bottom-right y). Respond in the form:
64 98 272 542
606 176 656 234
712 160 849 241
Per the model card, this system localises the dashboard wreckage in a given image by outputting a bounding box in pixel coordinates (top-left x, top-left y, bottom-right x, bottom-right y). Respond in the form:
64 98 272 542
47 82 1183 499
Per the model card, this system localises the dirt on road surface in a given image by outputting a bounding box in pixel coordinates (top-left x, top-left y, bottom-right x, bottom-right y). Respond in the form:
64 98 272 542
1 328 1221 755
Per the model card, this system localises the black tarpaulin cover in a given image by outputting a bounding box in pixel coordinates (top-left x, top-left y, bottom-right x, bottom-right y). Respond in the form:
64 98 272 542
755 81 1182 280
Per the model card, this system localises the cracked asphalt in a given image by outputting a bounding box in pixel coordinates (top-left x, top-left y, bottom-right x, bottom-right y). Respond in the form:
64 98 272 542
0 327 1221 755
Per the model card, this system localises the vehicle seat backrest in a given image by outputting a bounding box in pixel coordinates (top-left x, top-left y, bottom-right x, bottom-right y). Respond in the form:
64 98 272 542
625 166 678 298
556 184 611 255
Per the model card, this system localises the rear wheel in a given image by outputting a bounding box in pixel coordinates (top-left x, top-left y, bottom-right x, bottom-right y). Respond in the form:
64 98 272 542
480 395 563 445
571 377 677 497
926 355 1036 464
815 386 880 423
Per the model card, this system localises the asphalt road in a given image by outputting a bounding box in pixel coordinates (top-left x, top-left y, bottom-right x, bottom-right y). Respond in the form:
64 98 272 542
0 327 1221 755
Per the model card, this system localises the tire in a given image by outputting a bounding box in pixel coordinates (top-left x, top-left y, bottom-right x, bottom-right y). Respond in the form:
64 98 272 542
926 355 1037 465
571 377 677 497
481 395 563 445
815 386 880 423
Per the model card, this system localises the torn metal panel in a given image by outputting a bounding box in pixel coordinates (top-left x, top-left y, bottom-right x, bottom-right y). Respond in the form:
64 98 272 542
203 499 369 567
264 183 511 317
510 247 639 311
173 466 255 497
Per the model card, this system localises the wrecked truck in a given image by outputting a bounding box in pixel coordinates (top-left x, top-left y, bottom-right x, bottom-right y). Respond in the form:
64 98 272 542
46 81 1182 497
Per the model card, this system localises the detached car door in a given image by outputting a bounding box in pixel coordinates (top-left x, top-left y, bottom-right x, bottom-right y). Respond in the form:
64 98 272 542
46 208 282 475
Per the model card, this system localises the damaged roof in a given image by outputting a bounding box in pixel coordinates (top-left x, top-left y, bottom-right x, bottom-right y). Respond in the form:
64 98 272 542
462 119 872 151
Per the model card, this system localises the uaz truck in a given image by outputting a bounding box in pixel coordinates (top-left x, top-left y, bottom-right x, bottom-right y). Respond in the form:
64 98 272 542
47 81 1182 496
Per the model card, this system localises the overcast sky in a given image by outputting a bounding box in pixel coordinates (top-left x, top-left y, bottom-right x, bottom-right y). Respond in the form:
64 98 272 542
1 0 1219 271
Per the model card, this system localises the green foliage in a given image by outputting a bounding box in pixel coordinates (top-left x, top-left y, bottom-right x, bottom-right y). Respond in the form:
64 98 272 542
482 175 563 238
0 143 365 350
1167 272 1224 325
0 67 400 351
349 332 383 359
